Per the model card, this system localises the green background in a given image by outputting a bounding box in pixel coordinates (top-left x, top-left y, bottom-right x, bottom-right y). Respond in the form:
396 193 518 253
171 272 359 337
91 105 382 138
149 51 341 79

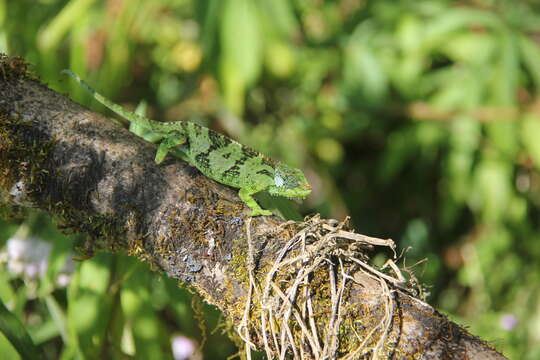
1 0 540 358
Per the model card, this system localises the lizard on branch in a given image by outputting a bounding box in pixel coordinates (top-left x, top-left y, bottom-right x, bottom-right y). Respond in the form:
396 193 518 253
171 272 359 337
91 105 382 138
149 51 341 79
62 70 311 216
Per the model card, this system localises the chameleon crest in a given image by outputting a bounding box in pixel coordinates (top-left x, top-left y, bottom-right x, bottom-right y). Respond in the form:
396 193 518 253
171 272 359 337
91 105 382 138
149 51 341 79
63 70 311 216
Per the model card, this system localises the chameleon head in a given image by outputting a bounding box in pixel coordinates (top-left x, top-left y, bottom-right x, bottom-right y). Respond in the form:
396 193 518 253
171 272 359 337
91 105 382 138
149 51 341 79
268 163 311 199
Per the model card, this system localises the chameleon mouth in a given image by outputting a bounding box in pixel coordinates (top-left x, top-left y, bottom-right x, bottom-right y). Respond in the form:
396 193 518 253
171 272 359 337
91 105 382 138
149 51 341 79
278 185 311 199
296 185 312 197
299 183 312 194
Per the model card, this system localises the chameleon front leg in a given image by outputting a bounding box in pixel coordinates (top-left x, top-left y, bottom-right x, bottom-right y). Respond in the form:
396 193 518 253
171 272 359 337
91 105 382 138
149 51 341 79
155 133 187 163
238 184 273 216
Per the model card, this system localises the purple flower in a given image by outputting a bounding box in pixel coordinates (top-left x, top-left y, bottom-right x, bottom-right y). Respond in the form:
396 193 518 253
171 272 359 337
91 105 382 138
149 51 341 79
171 335 196 360
4 236 74 285
500 314 518 331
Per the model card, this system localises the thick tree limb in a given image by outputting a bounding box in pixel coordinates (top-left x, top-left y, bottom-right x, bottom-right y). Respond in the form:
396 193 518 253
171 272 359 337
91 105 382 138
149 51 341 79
0 56 506 359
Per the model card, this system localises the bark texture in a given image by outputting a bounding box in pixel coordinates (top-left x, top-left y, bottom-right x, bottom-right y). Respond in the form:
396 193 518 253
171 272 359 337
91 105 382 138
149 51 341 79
0 56 506 359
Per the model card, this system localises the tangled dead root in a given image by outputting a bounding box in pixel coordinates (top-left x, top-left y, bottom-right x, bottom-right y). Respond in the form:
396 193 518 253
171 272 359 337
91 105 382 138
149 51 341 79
238 215 423 360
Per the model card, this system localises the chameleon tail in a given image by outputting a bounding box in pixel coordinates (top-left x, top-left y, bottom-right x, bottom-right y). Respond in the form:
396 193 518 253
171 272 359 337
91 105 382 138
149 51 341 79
61 69 154 131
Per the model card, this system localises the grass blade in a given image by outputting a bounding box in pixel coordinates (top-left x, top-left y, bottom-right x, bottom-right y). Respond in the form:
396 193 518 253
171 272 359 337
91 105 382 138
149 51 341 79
0 300 44 360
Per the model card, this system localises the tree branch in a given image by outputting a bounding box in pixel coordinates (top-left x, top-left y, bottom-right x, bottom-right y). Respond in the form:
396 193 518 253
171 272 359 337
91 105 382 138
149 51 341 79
0 55 506 359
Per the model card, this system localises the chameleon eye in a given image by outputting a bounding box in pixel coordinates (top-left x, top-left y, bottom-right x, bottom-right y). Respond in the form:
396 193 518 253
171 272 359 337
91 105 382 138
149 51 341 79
274 174 284 187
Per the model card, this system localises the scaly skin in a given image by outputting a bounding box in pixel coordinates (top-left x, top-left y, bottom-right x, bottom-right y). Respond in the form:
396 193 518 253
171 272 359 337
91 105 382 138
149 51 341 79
62 70 311 216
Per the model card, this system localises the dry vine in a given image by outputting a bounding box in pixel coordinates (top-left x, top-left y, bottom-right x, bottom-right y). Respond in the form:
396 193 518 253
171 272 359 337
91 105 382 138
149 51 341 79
239 215 422 359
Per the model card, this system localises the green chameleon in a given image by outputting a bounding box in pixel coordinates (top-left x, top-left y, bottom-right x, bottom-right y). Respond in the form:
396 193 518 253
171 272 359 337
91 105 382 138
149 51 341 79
62 70 311 216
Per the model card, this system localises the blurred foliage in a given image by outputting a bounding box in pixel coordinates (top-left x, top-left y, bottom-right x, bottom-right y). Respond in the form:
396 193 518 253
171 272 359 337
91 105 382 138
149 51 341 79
2 0 540 358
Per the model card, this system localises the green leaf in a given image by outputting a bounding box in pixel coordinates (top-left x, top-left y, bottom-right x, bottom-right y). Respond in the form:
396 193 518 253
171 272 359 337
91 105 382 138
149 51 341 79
0 332 21 360
0 0 7 54
119 259 164 359
67 254 113 358
521 114 540 170
471 159 512 223
445 116 481 203
0 0 5 25
490 31 518 105
45 295 69 344
430 68 482 109
220 58 246 115
199 0 223 58
0 299 44 360
485 120 518 158
261 0 297 37
38 0 97 53
518 35 540 91
344 25 388 105
221 0 263 87
378 129 414 182
220 0 263 115
392 16 426 97
396 14 423 52
390 15 425 93
28 318 60 345
423 8 502 49
0 270 15 305
265 41 296 78
443 32 496 64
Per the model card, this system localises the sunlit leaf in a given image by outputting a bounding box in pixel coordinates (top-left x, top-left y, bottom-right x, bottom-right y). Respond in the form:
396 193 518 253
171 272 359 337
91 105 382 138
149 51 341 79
490 31 519 105
220 0 263 114
392 15 426 94
38 0 97 53
518 35 540 91
315 138 344 164
443 32 496 64
260 0 297 37
0 332 21 360
396 14 423 52
28 318 59 345
423 8 502 49
265 41 295 78
486 121 518 158
471 159 512 223
0 270 14 305
220 58 246 115
45 295 69 344
430 68 483 109
221 0 263 87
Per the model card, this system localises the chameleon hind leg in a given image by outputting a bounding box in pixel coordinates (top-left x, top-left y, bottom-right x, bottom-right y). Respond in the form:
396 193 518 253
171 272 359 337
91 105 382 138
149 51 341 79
239 184 273 216
155 133 187 163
